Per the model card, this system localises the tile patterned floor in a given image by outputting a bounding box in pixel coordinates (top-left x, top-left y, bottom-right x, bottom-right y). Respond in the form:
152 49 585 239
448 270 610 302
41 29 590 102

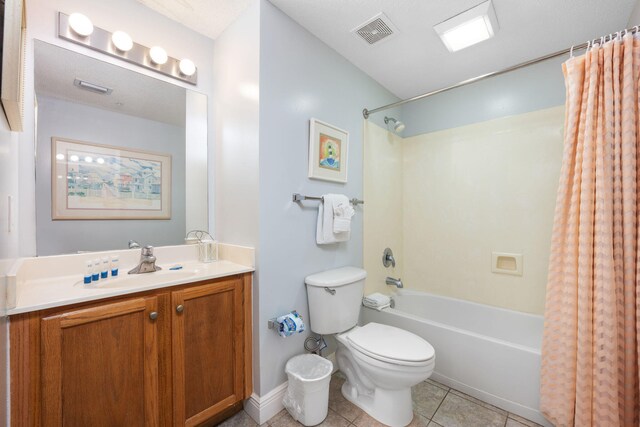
219 373 543 427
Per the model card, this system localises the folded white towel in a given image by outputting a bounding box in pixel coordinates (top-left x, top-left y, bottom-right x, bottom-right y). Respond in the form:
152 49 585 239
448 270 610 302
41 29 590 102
362 294 391 311
316 194 351 245
362 301 391 311
333 201 355 233
363 293 391 307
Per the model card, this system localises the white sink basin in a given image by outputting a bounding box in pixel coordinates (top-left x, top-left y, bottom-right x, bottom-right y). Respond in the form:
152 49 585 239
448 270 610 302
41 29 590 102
78 269 197 290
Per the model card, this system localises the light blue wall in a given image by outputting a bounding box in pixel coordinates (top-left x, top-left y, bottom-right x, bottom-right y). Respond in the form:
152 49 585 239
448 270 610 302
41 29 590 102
400 56 566 138
256 0 399 395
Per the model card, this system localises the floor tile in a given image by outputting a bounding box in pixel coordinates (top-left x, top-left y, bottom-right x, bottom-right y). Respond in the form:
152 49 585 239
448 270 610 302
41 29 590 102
351 412 391 427
268 410 300 427
328 374 363 422
412 380 448 419
407 414 430 427
506 419 529 427
427 422 444 427
507 414 542 427
448 389 508 416
334 370 347 380
316 410 350 427
268 409 348 427
432 393 507 427
425 378 449 391
330 375 346 394
219 410 259 427
328 391 364 422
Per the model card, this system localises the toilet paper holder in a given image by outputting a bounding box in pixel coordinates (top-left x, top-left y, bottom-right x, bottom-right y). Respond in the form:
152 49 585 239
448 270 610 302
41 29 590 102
268 310 305 338
268 310 300 329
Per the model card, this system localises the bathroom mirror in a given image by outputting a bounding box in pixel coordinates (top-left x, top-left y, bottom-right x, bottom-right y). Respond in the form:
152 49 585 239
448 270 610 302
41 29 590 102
34 40 208 255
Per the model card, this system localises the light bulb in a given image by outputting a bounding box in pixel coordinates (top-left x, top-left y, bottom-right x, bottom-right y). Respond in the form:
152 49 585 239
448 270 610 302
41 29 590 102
68 13 94 37
179 59 196 76
69 155 79 162
111 31 133 52
149 46 168 65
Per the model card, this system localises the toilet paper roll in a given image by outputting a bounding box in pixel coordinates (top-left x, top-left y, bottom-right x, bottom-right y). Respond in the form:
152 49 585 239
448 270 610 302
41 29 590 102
276 311 305 337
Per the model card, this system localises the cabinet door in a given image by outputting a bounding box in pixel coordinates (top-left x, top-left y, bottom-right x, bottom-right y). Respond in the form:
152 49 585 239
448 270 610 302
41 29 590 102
172 278 244 427
40 297 160 427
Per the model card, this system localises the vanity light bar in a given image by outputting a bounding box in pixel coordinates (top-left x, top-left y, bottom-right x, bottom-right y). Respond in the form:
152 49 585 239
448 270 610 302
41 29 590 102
58 12 197 85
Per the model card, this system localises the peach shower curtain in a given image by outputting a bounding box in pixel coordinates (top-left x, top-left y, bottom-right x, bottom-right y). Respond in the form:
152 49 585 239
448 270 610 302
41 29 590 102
540 34 640 426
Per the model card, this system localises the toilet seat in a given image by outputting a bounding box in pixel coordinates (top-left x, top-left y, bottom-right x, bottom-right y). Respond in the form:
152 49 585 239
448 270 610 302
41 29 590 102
345 323 435 367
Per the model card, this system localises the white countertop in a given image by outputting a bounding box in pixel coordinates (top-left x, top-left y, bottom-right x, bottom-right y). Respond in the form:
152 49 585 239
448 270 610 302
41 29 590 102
6 244 255 315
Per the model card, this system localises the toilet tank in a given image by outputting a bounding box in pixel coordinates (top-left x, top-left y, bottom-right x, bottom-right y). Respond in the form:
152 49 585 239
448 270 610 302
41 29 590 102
305 267 367 335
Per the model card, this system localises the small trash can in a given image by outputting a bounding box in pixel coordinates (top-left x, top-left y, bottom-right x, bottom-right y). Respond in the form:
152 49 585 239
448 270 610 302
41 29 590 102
282 354 333 426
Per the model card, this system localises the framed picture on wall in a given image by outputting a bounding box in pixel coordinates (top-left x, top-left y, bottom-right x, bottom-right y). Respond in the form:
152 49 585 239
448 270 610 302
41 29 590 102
51 137 172 220
308 118 349 183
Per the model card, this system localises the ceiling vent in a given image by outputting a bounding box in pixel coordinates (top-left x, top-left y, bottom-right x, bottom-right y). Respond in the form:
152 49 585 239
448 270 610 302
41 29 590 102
352 13 399 46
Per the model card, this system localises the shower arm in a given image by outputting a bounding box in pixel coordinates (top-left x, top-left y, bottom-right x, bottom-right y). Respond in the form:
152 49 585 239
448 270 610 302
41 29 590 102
362 25 640 119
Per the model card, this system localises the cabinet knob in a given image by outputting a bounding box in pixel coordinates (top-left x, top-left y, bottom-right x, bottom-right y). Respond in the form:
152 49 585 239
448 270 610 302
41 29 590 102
149 311 158 320
176 304 184 313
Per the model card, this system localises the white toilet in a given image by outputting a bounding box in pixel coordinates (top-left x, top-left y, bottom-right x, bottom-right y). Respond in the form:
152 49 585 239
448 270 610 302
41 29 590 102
305 267 435 427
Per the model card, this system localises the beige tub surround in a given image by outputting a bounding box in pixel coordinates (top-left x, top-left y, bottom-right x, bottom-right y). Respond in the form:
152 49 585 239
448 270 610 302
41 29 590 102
6 243 254 314
364 106 564 314
363 121 404 296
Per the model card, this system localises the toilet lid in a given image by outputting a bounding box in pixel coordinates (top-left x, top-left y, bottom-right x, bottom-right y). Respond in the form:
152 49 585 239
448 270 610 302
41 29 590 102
347 323 434 364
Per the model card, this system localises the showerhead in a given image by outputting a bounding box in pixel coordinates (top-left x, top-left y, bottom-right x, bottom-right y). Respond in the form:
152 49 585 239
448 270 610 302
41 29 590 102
384 116 405 134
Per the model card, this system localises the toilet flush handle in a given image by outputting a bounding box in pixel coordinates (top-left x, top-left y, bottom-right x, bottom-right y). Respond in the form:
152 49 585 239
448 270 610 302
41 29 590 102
324 287 336 295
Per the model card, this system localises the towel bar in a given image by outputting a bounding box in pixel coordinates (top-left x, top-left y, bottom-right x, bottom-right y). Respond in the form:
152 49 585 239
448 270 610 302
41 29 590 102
292 193 364 206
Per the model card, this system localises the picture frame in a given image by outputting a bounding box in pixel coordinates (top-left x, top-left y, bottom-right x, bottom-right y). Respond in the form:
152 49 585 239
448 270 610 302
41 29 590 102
308 118 349 183
1 0 26 131
51 137 172 220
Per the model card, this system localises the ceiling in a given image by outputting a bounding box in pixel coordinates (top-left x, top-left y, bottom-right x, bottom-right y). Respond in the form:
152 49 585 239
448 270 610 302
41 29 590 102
135 0 253 40
269 0 636 99
34 42 186 127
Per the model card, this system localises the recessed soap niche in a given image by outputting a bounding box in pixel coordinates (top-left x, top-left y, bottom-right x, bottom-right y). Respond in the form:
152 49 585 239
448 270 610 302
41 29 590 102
491 252 523 276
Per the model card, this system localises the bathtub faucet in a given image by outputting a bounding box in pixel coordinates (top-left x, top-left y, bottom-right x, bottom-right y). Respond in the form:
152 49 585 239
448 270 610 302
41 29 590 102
385 276 403 288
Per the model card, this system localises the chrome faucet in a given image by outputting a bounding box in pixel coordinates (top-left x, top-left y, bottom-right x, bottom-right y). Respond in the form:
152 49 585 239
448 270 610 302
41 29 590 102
128 245 162 274
382 248 396 268
128 240 141 249
385 276 403 288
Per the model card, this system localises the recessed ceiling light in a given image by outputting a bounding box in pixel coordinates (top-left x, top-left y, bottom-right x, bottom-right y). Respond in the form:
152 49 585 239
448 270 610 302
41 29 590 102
112 31 133 52
434 0 499 52
149 46 168 65
68 13 94 37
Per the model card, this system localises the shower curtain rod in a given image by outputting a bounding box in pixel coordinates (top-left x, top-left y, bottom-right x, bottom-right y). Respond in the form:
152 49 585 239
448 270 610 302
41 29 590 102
362 25 640 119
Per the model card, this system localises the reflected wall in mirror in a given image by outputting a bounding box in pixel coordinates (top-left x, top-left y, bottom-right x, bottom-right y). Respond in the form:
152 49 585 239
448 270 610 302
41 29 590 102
34 40 208 256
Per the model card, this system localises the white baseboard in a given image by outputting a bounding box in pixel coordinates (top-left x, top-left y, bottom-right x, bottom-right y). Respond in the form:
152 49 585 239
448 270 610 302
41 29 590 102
244 381 288 425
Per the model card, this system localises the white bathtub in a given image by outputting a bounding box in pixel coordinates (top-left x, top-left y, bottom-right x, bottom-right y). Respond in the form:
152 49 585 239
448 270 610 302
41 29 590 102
360 289 551 427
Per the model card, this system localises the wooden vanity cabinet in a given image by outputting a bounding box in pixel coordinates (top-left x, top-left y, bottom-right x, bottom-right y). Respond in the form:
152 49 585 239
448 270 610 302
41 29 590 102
40 296 162 427
9 273 252 427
